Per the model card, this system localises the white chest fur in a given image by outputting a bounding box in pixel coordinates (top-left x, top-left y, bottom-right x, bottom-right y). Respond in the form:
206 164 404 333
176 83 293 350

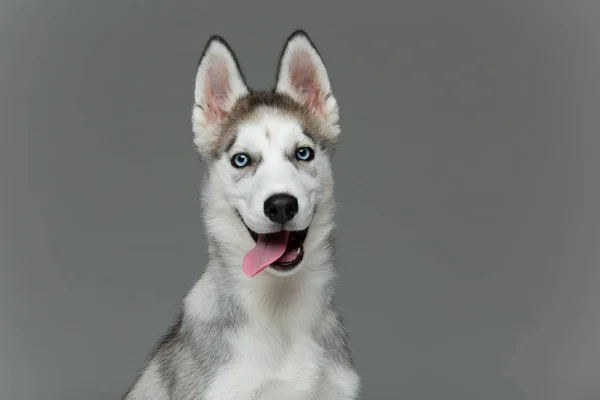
204 322 359 400
183 262 359 399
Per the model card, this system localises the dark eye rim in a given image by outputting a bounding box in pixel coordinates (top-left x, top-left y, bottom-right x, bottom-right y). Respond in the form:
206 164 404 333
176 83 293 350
231 152 251 168
295 146 315 161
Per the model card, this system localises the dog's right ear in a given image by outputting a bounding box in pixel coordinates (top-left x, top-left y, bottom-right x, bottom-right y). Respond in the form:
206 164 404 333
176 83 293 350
192 36 249 158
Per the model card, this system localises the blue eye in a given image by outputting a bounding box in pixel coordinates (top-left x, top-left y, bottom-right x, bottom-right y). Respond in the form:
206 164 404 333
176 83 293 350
295 147 314 161
231 153 250 168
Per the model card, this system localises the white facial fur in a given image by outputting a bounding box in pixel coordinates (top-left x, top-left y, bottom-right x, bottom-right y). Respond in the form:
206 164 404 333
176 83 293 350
224 113 329 234
204 111 336 278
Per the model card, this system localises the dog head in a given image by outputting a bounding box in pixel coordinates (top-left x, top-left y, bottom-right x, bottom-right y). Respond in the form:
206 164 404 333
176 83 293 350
192 31 340 278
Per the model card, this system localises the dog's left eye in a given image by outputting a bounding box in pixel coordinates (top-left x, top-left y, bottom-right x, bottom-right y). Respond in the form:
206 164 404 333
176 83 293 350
231 153 251 168
295 147 314 161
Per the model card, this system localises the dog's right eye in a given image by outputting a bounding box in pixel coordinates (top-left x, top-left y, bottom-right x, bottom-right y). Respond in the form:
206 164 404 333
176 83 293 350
231 153 251 168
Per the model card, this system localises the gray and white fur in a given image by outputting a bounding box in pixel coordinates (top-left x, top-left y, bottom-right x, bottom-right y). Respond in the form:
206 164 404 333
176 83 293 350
123 30 360 400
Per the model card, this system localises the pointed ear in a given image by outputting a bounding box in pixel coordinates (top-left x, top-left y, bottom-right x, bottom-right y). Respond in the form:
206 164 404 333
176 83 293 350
192 36 249 158
275 31 338 125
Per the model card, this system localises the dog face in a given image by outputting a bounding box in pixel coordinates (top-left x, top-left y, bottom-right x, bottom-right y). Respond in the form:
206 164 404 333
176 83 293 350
225 112 326 234
192 31 340 277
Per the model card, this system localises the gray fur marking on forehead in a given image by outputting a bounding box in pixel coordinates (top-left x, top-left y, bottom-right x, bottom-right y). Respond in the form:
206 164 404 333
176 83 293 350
206 91 338 158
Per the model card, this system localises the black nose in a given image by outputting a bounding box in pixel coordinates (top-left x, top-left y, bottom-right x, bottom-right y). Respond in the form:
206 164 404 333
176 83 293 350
264 194 299 224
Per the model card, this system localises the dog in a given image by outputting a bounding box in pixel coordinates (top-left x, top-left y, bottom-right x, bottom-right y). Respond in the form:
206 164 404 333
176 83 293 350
122 30 360 400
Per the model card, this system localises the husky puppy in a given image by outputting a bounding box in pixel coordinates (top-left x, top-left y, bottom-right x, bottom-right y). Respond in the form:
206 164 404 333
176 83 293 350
123 30 360 400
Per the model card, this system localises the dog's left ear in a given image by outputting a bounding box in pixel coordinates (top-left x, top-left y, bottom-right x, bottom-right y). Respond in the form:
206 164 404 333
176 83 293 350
275 31 339 127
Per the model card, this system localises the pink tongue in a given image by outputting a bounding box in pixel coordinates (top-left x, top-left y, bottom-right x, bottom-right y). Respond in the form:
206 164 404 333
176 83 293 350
242 231 290 278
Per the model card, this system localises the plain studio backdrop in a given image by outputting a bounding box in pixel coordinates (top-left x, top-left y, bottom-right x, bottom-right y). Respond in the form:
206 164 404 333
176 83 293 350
1 0 599 399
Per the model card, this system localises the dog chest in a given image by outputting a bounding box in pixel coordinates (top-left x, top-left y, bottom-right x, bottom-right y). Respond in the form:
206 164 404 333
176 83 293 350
203 326 327 399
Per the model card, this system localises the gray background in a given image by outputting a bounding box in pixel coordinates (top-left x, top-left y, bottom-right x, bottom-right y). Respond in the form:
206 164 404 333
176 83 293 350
1 0 599 399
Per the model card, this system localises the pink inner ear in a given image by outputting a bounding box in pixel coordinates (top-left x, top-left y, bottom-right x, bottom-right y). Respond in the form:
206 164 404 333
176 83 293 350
290 50 324 115
204 59 231 124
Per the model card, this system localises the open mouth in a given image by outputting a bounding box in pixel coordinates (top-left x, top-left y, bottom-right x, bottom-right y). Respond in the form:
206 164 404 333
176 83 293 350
247 227 307 268
240 220 308 277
